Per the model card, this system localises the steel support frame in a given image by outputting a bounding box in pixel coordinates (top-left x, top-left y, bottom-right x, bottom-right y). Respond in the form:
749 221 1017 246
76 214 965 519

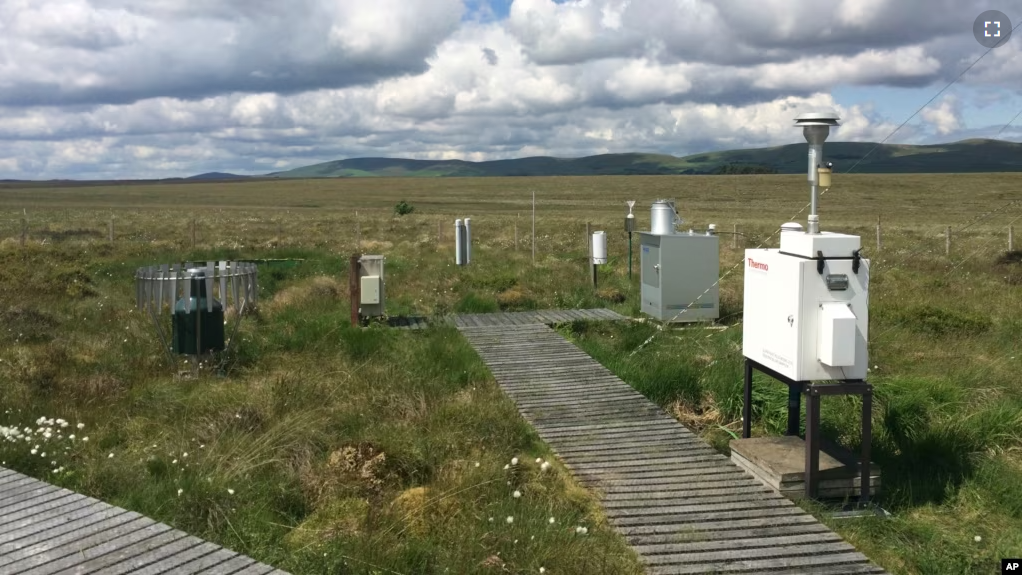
742 358 873 504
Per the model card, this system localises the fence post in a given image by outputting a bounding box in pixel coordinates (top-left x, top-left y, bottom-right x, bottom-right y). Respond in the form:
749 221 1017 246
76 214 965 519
514 216 519 251
732 223 737 250
108 216 114 242
876 215 881 252
349 254 361 327
20 217 26 247
531 191 536 265
437 220 442 243
190 219 196 248
355 211 361 253
1010 225 1015 252
586 222 592 278
945 226 951 256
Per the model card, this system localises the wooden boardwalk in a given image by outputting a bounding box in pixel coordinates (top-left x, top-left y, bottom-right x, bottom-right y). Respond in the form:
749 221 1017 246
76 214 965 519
384 308 627 330
0 467 286 575
458 322 885 575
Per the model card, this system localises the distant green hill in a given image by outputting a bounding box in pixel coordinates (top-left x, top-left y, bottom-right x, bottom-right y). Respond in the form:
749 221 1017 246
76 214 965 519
263 139 1022 178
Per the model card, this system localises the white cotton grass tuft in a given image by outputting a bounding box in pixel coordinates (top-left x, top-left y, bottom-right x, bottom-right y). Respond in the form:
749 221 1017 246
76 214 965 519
974 535 982 542
228 489 235 495
540 461 551 472
535 457 542 464
506 516 514 524
177 488 183 496
575 526 588 535
503 464 510 470
511 457 519 466
548 517 556 524
513 490 522 498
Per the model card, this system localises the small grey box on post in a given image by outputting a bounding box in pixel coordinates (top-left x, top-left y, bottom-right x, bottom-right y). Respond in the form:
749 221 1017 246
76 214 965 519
358 255 386 319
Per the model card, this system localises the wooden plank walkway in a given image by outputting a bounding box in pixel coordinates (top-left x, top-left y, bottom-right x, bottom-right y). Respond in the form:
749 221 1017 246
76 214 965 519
0 467 286 575
382 308 628 330
458 322 886 575
452 308 627 328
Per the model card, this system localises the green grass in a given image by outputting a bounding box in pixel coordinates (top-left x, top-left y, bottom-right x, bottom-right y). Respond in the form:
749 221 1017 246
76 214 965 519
1 172 1021 574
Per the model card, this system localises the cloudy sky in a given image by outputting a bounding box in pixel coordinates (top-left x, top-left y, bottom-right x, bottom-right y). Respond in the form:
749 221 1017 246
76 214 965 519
0 0 1020 179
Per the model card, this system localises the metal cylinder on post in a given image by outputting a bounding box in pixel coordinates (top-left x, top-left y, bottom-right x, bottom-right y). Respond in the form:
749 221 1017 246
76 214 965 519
455 219 465 266
464 217 472 265
592 231 607 264
650 200 676 235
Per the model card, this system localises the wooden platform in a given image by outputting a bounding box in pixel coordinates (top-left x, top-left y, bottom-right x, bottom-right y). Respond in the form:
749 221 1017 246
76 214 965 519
0 467 286 575
458 322 886 575
452 308 627 328
730 436 881 500
382 308 628 330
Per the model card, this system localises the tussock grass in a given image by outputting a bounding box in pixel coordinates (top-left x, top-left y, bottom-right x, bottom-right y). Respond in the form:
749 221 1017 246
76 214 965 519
1 173 1020 574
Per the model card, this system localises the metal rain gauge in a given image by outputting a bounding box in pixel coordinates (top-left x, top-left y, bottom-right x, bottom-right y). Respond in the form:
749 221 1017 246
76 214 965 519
135 261 258 373
639 199 720 323
737 110 879 507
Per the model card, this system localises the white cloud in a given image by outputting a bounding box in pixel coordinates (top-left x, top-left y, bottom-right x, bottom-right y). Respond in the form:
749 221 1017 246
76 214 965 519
920 95 962 135
0 0 1018 179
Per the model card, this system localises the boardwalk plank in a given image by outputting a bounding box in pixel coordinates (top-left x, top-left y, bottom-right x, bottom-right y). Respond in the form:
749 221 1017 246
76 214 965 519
1 516 161 573
202 554 257 575
128 542 221 574
649 551 870 575
0 468 285 575
455 318 883 576
56 529 189 574
0 502 116 548
98 535 206 574
0 512 141 568
163 547 239 575
634 531 844 556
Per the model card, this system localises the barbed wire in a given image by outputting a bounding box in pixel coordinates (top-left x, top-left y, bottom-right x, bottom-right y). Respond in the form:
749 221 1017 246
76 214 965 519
869 209 1022 347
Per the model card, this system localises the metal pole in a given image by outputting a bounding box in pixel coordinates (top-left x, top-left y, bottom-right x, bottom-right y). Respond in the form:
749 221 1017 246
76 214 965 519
20 217 26 247
190 219 196 248
861 386 873 505
805 387 821 499
742 359 753 439
945 226 951 256
628 231 633 280
109 217 114 242
586 222 592 281
1010 225 1015 252
531 191 536 265
355 212 361 253
807 141 822 235
349 254 360 327
732 223 737 250
786 384 801 436
876 216 881 252
514 218 518 251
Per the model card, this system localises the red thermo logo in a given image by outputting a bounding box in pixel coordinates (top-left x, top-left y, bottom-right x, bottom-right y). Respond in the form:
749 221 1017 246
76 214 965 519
747 258 769 271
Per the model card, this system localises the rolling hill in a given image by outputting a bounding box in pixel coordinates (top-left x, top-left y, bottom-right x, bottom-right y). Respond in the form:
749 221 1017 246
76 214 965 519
193 139 1022 180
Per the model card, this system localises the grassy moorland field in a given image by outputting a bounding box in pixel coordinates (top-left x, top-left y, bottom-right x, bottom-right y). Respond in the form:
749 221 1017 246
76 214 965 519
0 173 1020 574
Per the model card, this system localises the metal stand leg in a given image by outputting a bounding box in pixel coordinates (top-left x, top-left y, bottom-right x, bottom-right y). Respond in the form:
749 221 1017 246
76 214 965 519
743 359 753 439
860 386 873 505
804 388 821 499
786 383 802 436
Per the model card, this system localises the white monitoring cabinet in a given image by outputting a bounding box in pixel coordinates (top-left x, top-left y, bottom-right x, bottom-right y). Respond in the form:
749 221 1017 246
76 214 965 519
742 228 869 381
